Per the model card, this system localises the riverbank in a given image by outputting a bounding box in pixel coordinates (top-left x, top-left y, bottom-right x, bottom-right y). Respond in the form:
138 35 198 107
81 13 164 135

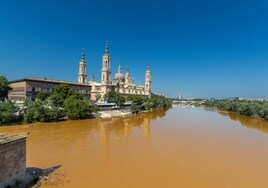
204 99 268 121
0 92 172 126
97 109 132 118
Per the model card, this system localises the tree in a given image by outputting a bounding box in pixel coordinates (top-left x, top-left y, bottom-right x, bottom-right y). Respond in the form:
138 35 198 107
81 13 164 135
144 99 154 110
0 76 12 101
64 95 93 120
0 100 22 125
36 92 51 101
104 91 125 106
130 103 139 114
23 100 63 123
50 84 76 107
95 93 101 102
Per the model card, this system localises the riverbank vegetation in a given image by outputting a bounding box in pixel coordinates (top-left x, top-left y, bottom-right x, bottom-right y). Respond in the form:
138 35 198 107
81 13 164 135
0 100 22 124
0 83 97 125
0 76 12 101
104 91 172 114
204 99 268 120
0 76 172 125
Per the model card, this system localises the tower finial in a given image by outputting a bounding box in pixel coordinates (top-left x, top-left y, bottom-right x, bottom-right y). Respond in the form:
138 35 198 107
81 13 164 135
105 40 109 53
81 48 85 61
118 64 122 73
91 73 95 81
147 64 150 71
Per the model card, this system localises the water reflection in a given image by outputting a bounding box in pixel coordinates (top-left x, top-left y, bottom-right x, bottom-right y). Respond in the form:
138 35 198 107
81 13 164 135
98 110 159 161
217 111 268 133
98 109 166 139
98 109 167 159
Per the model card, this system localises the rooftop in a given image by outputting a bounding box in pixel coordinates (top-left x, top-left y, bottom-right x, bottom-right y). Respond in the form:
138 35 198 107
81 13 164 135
9 77 91 87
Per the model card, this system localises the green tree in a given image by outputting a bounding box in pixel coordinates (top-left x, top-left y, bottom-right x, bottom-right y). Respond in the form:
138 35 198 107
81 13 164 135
104 91 125 106
23 100 63 123
36 92 51 101
95 93 101 102
144 99 154 110
130 103 139 114
0 76 12 101
50 84 76 107
0 100 22 125
64 95 93 120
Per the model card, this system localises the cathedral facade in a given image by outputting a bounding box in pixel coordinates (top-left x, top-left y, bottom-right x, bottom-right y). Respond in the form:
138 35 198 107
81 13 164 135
78 42 152 102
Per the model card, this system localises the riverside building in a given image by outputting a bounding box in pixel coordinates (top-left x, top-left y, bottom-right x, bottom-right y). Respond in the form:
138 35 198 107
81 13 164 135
8 42 152 102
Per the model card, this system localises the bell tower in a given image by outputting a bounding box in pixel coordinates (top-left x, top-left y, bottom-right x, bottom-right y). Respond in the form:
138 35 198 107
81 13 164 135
145 64 152 98
101 41 111 84
125 67 130 84
78 49 87 83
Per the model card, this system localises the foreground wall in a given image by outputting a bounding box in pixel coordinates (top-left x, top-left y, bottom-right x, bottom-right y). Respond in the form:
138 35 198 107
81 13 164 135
0 134 27 187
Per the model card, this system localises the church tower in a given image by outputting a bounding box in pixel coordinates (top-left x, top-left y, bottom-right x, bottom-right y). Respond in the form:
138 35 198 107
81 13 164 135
125 67 131 84
101 41 111 84
78 49 87 83
145 65 152 98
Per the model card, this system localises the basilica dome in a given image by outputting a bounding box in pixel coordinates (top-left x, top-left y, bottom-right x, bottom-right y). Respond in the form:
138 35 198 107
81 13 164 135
115 72 124 80
114 65 125 81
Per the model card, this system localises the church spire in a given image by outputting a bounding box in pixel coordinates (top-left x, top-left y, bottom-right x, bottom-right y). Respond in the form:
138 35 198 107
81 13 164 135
104 41 109 54
118 64 122 73
78 49 87 83
81 48 85 62
145 64 152 98
147 64 151 71
101 41 111 84
91 73 95 82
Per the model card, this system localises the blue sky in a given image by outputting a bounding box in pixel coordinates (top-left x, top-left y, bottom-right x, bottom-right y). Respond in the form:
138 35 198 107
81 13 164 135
1 0 268 98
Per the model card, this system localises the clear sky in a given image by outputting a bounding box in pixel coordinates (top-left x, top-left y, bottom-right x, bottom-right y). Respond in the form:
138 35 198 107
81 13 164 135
1 0 268 98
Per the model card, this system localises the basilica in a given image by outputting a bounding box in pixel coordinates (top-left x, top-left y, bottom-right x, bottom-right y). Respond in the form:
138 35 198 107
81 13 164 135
78 42 152 101
8 42 151 103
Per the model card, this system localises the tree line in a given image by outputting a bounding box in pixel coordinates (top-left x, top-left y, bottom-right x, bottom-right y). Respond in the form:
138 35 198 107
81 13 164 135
204 99 268 120
104 91 172 114
0 83 97 125
0 76 172 125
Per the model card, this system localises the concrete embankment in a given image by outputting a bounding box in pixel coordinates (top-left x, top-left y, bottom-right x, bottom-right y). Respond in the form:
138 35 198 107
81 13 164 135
98 110 132 118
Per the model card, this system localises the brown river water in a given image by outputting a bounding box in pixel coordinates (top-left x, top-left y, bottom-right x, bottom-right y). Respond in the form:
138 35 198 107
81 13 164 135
1 107 268 188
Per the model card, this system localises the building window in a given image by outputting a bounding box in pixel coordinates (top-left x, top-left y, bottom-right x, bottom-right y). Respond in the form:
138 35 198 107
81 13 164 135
32 87 35 92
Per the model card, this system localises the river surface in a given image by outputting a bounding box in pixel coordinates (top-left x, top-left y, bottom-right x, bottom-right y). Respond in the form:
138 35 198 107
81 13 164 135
1 107 268 188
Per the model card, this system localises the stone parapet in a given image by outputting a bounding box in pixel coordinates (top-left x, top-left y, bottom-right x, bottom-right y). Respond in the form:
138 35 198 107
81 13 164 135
0 133 28 188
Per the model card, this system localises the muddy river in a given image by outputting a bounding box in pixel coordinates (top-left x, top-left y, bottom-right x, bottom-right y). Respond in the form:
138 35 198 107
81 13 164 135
1 107 268 188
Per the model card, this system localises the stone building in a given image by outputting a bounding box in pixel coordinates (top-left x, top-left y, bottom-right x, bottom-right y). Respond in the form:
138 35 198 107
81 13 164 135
9 78 91 102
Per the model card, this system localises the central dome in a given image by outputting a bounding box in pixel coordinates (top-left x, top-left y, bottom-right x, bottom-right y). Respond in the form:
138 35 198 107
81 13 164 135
114 65 125 81
115 72 124 80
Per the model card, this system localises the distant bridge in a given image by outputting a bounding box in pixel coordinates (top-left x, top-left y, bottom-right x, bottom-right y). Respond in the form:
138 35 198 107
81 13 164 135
172 100 205 108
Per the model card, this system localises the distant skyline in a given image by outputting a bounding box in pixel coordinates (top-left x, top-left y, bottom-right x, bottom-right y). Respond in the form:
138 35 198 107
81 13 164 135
1 0 268 98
